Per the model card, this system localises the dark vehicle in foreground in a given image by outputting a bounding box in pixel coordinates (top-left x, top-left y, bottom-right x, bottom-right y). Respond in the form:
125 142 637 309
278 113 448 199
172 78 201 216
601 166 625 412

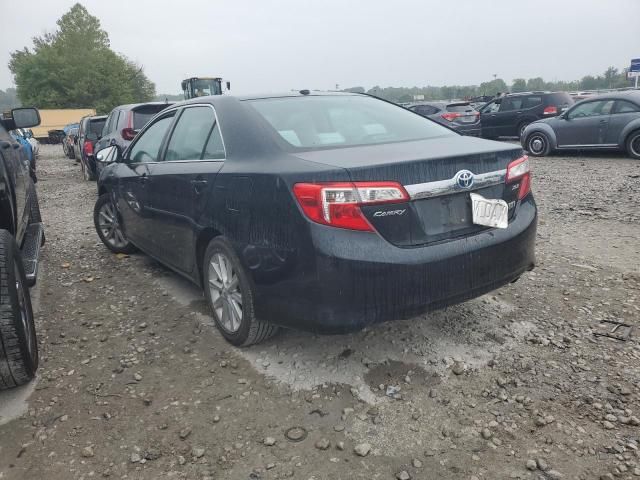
521 91 640 159
407 101 481 136
480 91 574 139
94 103 172 178
0 107 44 390
93 92 537 346
74 115 107 181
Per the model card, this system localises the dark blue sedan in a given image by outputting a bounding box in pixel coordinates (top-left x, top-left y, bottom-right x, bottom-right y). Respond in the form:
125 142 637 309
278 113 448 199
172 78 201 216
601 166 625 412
93 92 536 346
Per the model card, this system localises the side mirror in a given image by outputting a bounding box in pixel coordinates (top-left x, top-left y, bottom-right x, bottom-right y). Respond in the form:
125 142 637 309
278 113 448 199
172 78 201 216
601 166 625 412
96 145 121 164
12 108 41 129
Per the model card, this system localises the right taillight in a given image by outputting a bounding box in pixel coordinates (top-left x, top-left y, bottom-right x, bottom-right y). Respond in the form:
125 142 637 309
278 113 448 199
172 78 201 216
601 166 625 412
441 112 462 122
543 106 557 115
293 181 409 231
506 156 531 200
121 128 136 141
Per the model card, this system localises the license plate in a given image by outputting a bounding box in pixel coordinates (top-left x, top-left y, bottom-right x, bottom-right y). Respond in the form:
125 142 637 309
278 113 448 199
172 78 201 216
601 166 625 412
470 193 508 229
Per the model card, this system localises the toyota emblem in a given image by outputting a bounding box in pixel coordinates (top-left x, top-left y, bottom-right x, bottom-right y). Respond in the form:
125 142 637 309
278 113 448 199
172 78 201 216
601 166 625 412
455 170 474 189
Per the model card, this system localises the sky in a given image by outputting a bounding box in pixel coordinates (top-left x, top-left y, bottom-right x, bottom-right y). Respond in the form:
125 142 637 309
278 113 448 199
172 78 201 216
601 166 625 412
1 0 638 95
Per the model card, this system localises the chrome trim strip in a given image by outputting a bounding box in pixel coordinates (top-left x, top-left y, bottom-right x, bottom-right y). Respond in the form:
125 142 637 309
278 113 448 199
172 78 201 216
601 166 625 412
557 144 618 148
405 169 507 200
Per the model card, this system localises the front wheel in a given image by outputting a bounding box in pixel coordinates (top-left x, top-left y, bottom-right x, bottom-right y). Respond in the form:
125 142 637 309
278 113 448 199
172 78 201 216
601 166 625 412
525 132 552 157
518 122 531 139
93 194 137 254
0 230 38 390
625 130 640 159
203 237 278 346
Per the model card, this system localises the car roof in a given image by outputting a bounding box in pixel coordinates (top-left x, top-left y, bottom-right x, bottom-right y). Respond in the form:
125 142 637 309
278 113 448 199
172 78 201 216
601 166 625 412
576 90 640 102
115 101 173 111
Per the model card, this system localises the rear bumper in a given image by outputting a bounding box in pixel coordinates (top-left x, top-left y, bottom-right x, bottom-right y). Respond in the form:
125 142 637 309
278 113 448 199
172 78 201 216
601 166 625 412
253 196 537 333
452 124 482 137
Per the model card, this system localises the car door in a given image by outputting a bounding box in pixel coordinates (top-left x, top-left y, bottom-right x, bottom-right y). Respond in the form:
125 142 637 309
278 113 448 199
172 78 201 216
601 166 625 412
1 129 28 240
605 100 640 146
480 100 501 137
115 112 177 252
555 99 614 147
144 105 225 273
493 96 524 137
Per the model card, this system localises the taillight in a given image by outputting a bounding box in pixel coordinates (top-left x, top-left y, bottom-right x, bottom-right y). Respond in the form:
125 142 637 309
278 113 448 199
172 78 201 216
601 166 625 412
84 140 93 156
543 106 557 115
121 128 136 141
441 112 462 122
506 156 531 200
293 181 409 231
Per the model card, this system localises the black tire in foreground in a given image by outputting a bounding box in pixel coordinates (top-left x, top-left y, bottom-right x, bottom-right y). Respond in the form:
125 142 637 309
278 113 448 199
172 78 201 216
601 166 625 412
0 229 38 390
626 130 640 160
525 131 552 157
203 236 279 346
93 193 137 254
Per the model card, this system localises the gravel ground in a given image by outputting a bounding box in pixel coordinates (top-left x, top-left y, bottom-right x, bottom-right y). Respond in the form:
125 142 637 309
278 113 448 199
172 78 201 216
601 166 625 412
0 144 639 480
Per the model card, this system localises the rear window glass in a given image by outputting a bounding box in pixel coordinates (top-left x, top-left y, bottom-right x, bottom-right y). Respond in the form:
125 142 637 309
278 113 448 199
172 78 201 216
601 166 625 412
446 103 474 113
247 95 455 150
88 119 106 136
549 93 574 106
133 105 170 130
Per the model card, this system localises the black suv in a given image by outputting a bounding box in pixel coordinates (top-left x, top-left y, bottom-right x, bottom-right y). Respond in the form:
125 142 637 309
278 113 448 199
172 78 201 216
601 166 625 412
94 102 172 176
480 91 574 139
0 107 44 390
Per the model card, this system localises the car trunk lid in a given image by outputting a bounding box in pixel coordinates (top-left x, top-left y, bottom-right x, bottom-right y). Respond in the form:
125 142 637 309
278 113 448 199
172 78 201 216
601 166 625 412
295 136 524 246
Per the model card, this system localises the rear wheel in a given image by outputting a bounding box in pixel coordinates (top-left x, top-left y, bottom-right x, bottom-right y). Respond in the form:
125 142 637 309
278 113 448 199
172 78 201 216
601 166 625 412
0 230 38 390
203 237 278 347
625 130 640 159
526 132 551 157
93 194 137 254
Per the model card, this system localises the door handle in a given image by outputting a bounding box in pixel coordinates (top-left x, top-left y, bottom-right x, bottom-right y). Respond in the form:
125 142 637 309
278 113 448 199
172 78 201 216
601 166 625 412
12 144 21 150
191 179 208 194
0 141 10 149
139 174 149 184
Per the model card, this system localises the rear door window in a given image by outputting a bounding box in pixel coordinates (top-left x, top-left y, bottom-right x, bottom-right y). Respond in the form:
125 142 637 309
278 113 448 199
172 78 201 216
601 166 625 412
613 100 640 114
202 123 226 160
165 106 216 161
500 97 524 112
523 96 542 109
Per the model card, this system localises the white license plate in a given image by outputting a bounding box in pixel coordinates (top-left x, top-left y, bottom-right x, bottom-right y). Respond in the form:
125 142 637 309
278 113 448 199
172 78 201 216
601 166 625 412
470 193 508 229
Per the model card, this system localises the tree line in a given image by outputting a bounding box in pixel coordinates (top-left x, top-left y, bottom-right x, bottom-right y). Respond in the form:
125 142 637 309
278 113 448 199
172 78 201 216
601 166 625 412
8 3 155 114
344 67 634 103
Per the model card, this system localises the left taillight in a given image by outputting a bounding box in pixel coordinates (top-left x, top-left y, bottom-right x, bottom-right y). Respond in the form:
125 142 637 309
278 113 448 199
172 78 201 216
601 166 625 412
293 181 409 231
543 106 557 115
441 112 462 122
84 140 93 156
506 156 531 200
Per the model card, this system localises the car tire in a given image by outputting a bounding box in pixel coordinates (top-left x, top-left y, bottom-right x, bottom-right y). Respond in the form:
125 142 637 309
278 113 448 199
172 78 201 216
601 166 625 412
525 132 551 157
625 130 640 160
82 159 96 181
203 237 279 347
0 230 38 390
93 194 137 254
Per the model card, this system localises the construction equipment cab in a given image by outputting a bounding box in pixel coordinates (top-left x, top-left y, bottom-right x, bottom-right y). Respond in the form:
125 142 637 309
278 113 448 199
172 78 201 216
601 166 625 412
182 77 230 100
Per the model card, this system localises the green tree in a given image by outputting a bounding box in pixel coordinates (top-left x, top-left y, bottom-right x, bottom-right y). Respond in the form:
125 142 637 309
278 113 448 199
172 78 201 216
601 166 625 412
511 78 527 93
580 75 599 90
479 78 508 96
9 3 155 113
526 77 546 91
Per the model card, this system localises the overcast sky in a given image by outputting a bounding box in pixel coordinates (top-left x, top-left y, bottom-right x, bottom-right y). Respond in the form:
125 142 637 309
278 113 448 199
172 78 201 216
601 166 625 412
1 0 638 94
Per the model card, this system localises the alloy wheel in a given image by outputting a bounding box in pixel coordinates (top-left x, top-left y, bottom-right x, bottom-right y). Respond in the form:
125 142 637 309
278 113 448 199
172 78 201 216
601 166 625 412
208 253 243 333
14 264 35 360
97 201 128 249
631 135 640 158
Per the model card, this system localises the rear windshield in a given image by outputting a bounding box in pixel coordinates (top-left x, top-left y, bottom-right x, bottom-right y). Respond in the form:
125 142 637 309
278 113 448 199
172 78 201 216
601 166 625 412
247 95 455 150
446 103 475 113
548 92 574 106
88 119 106 136
133 105 170 130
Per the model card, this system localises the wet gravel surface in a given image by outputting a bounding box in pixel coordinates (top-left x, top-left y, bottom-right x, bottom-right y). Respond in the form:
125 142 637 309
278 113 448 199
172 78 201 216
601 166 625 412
0 144 639 480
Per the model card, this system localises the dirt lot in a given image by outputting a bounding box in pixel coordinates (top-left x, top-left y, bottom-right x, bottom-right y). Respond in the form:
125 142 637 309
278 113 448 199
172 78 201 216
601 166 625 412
0 144 639 480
